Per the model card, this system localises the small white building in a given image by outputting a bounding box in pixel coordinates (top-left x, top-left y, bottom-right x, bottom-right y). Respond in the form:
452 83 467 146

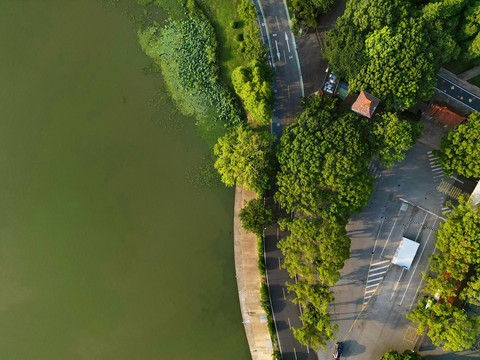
392 237 420 270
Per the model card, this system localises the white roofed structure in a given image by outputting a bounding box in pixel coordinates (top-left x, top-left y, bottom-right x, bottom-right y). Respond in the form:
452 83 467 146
392 237 420 270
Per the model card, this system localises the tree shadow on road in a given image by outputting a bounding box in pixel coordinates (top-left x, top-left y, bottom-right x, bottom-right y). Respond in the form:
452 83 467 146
344 339 366 357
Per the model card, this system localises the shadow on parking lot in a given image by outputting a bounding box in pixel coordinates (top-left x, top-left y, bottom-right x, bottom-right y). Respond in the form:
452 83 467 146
344 339 366 357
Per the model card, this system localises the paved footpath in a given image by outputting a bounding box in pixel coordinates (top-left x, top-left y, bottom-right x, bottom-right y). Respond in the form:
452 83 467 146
234 186 273 360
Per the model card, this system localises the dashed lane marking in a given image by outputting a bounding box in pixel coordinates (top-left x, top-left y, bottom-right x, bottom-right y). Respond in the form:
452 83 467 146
288 317 291 329
278 257 282 270
282 287 286 300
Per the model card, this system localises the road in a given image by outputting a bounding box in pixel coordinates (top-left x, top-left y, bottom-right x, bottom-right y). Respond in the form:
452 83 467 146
252 0 303 138
251 0 314 359
435 74 480 112
264 195 317 360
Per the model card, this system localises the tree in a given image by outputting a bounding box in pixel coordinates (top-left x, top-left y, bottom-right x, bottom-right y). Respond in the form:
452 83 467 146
324 0 464 110
238 198 274 236
214 126 275 194
291 0 335 30
408 199 480 352
232 61 273 125
460 1 480 59
380 350 424 360
278 218 350 285
275 95 374 220
407 297 480 351
436 112 480 178
293 303 337 348
350 20 438 110
372 112 420 166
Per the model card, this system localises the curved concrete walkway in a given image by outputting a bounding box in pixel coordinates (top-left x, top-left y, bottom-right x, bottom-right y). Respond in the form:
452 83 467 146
234 185 272 360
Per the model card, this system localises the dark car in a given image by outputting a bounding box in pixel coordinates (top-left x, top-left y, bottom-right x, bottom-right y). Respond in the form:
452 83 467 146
333 342 344 359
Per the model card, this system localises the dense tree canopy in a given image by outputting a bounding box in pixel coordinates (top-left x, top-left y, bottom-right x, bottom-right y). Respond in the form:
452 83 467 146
436 112 480 178
214 126 275 194
278 218 350 285
239 198 274 236
232 61 274 125
407 298 479 351
290 0 335 31
278 217 349 348
275 96 374 220
380 350 424 360
408 199 480 351
325 0 475 110
372 113 420 166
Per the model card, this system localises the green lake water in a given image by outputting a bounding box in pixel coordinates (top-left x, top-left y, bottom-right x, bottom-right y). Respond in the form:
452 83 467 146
0 1 250 358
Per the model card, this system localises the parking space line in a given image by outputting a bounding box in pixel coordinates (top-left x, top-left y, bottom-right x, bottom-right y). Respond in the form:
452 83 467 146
372 260 390 266
380 217 398 257
409 248 437 309
390 268 405 300
400 218 437 305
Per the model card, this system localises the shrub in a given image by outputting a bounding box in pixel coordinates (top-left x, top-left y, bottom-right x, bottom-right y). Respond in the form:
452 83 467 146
235 33 244 42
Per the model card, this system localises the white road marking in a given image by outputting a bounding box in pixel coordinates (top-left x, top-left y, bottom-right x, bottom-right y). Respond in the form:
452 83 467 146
450 176 465 184
369 270 387 277
434 174 445 179
367 276 384 283
432 168 444 173
409 248 438 309
399 198 446 220
399 218 437 305
380 217 398 257
372 216 386 254
365 288 376 294
370 265 390 271
431 165 442 169
390 268 405 300
366 283 381 289
372 260 390 266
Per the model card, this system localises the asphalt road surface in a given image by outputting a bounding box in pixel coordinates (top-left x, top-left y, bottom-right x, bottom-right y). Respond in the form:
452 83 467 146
252 0 303 138
435 75 480 112
264 221 317 360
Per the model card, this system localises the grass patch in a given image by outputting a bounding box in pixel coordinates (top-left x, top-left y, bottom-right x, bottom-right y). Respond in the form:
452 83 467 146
197 0 245 90
470 74 480 88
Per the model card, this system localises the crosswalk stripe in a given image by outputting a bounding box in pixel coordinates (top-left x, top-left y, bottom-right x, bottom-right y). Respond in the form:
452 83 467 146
442 207 449 210
365 288 376 294
369 270 387 277
366 283 380 289
367 276 384 283
432 168 443 173
431 165 442 169
427 150 432 154
371 260 390 266
370 265 389 271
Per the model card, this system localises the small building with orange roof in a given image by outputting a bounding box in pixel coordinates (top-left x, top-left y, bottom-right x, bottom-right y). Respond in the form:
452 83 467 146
351 91 380 118
426 104 466 127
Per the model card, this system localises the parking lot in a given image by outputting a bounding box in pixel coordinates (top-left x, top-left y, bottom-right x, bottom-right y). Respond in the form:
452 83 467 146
317 133 478 359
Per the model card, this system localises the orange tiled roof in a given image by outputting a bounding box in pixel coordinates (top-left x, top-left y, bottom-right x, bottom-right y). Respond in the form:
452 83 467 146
351 91 380 118
426 104 466 127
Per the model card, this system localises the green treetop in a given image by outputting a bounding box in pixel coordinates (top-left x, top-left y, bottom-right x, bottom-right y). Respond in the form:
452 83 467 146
436 112 480 178
372 112 420 167
238 198 274 236
214 126 275 195
379 350 424 360
275 95 374 220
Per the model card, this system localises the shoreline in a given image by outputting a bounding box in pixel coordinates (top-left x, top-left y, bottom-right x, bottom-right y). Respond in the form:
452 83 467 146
233 185 273 360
